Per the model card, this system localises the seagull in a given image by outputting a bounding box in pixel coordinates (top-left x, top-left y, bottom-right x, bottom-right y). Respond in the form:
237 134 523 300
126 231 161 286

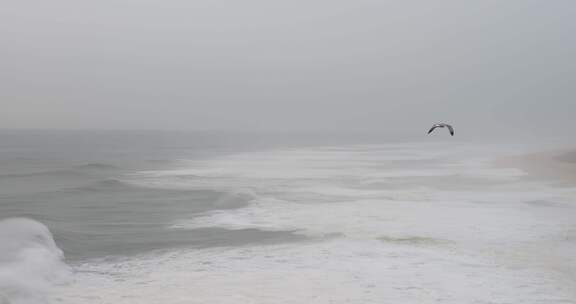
428 123 454 136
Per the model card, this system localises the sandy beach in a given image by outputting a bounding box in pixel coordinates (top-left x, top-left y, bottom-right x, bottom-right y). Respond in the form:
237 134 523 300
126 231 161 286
495 148 576 186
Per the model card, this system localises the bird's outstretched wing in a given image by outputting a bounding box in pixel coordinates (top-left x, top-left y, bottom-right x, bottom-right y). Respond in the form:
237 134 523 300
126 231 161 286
447 125 454 136
428 126 438 134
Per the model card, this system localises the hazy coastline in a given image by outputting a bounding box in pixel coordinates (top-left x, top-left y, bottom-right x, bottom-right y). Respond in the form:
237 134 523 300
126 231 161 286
495 148 576 186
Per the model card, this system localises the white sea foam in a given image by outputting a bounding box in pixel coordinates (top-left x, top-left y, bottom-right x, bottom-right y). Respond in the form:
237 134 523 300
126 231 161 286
55 239 576 304
57 143 576 303
0 218 70 304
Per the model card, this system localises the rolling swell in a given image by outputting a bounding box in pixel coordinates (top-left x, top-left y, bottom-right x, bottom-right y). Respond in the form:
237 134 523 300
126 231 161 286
46 183 258 261
67 178 136 193
0 170 87 180
74 163 120 171
0 162 120 182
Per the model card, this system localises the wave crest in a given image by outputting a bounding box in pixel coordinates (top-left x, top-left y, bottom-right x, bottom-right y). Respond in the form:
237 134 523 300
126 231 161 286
0 218 70 304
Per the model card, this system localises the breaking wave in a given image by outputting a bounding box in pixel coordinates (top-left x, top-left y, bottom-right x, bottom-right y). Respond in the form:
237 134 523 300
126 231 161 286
0 218 70 304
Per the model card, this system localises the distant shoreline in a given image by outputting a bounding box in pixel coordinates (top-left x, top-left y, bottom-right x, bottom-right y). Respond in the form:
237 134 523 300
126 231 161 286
495 148 576 186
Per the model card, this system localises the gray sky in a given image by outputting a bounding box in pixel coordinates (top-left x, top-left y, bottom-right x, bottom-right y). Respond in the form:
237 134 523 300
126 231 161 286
1 0 575 136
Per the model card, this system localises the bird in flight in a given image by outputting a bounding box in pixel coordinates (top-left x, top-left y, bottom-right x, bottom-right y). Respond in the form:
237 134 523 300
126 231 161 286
428 123 454 136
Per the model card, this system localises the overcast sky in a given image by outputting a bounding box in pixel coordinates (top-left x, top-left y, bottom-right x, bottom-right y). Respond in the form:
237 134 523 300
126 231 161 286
1 0 575 136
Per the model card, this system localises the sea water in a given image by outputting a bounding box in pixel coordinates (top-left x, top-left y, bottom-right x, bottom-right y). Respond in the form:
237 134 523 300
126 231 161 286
0 130 574 303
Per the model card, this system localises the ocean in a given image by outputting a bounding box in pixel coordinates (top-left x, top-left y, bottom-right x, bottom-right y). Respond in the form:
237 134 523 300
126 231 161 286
0 130 575 304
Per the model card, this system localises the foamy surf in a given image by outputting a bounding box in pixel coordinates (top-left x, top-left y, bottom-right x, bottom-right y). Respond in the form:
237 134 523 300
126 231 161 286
56 239 575 304
0 218 70 304
48 143 576 303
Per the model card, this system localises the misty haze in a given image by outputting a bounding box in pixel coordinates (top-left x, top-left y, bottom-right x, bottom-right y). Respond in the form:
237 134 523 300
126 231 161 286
1 1 575 303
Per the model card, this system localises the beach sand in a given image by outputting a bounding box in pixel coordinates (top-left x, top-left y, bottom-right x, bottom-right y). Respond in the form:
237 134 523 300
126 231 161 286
495 148 576 186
